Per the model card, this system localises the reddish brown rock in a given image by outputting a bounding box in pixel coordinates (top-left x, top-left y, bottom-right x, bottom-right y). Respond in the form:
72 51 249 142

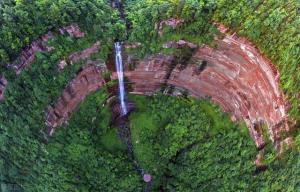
68 41 100 64
9 24 85 74
122 34 289 149
59 24 85 38
45 62 106 135
122 54 174 94
8 32 54 74
0 76 7 101
124 42 142 49
58 41 101 70
163 40 197 49
58 60 68 70
156 18 184 36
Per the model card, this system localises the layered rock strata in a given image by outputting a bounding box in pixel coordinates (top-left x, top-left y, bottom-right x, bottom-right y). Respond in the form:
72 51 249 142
9 24 85 74
45 61 106 135
59 24 85 38
58 41 101 70
8 32 54 75
156 18 184 37
123 35 289 150
123 54 174 94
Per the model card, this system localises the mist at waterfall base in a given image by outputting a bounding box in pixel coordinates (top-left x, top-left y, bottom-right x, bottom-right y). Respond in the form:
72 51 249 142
114 42 128 116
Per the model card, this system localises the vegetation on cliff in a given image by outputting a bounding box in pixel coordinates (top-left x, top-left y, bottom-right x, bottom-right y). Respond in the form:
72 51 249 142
125 0 300 120
0 0 299 191
0 0 123 64
130 95 300 191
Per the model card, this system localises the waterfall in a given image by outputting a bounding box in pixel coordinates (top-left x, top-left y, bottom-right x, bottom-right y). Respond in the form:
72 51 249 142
114 42 128 116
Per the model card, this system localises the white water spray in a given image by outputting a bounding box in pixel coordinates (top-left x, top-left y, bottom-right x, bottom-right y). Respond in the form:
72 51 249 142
114 42 128 115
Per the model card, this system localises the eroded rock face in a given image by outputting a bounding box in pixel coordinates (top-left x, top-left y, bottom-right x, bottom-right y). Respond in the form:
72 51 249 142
58 42 101 70
123 54 174 94
156 18 184 37
45 61 106 135
8 32 54 75
0 76 7 101
123 35 289 149
163 40 197 49
59 24 85 38
9 24 85 74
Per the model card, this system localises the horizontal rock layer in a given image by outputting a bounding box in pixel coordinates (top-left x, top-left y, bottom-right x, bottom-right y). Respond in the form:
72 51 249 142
8 24 85 75
58 42 101 70
45 61 105 135
123 35 289 149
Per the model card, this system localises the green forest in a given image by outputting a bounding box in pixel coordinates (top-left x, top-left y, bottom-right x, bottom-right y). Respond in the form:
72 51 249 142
0 0 299 191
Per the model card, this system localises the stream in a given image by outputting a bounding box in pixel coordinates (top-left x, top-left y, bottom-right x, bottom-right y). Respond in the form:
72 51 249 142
111 0 152 191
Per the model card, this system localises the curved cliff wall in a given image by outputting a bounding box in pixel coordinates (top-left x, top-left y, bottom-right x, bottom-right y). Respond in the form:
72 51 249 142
124 33 290 149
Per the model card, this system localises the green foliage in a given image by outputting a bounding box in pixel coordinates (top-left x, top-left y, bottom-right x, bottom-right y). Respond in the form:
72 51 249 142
23 91 142 192
213 0 300 119
125 0 300 120
129 95 300 191
129 94 257 190
0 0 120 63
125 0 218 56
0 22 118 191
0 1 299 191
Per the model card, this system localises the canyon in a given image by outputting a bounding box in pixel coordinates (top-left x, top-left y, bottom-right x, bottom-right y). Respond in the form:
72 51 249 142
40 22 292 152
123 36 290 150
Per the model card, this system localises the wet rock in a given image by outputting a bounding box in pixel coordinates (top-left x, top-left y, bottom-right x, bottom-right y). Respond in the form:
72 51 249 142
110 100 135 127
0 76 7 101
45 62 106 134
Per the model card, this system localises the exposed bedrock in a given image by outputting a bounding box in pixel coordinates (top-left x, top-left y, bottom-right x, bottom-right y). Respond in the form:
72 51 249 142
8 24 85 75
58 41 101 70
122 35 290 150
45 61 106 135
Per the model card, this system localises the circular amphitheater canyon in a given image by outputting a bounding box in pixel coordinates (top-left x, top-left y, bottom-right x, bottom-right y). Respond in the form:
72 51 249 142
0 0 299 191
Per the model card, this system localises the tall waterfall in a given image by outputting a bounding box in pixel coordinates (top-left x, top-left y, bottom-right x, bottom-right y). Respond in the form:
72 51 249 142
114 42 128 116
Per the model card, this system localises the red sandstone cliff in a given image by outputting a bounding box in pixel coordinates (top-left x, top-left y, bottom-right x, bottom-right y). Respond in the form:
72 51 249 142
9 24 85 75
58 41 101 70
45 61 106 135
41 21 291 152
123 35 289 150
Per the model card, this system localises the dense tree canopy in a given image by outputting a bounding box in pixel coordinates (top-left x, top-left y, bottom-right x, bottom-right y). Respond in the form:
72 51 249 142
0 0 299 191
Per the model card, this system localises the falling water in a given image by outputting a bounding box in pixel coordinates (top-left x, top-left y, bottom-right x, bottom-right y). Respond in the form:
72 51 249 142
114 42 128 116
